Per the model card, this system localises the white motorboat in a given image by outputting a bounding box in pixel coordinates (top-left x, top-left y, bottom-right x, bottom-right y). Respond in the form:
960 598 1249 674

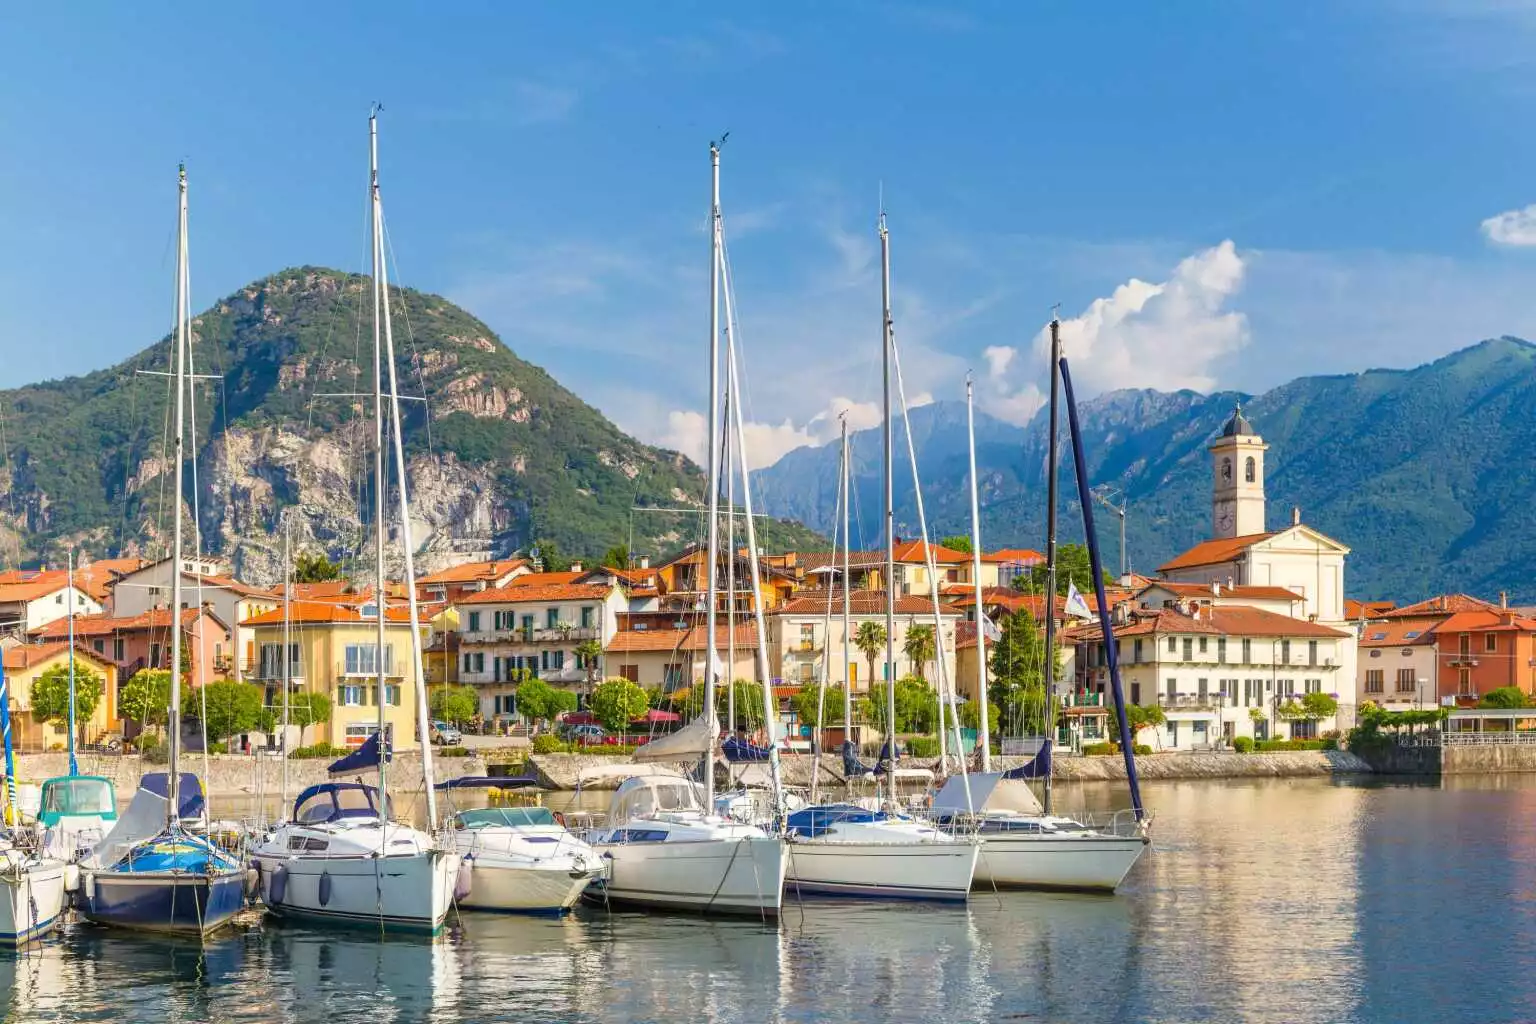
931 773 1149 892
451 806 604 915
784 804 978 901
585 771 787 918
253 780 458 934
0 841 65 947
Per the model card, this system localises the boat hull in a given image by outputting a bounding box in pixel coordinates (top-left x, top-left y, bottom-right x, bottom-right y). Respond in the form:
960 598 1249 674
79 869 245 935
590 837 786 918
973 833 1149 891
786 840 979 901
458 860 599 915
253 850 459 934
0 861 67 946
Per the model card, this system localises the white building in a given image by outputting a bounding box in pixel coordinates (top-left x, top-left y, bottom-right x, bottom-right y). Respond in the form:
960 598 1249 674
766 590 962 694
0 570 101 636
110 556 278 682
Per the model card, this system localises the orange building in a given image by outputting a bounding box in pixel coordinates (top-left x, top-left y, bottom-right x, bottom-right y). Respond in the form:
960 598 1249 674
1428 609 1536 705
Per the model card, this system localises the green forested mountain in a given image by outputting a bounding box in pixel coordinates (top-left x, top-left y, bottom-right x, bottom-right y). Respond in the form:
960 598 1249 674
753 337 1536 603
0 267 819 581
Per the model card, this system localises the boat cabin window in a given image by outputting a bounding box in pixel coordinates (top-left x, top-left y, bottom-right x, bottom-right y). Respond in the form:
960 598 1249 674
293 784 388 824
454 807 557 829
609 779 701 823
287 836 329 852
43 779 115 816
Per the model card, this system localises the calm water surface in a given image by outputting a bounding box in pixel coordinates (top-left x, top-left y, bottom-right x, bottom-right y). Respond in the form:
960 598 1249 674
6 775 1536 1023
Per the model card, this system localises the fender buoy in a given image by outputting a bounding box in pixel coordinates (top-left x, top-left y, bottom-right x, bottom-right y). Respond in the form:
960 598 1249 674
268 864 288 906
245 867 260 900
318 871 333 907
552 811 566 828
454 859 474 902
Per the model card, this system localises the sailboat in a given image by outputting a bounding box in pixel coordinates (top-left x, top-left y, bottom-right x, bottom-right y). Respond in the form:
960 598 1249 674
930 319 1149 892
781 213 978 902
0 654 66 945
584 140 788 918
251 111 459 934
77 164 246 935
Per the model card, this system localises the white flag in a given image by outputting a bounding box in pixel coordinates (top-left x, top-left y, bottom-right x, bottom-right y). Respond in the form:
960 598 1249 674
979 612 1003 643
1065 581 1093 619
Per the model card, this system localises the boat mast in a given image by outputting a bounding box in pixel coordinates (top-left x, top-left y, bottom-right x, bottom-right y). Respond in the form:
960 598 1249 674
369 111 390 810
812 417 845 805
375 122 440 828
725 378 736 738
281 516 291 811
166 163 189 832
966 376 991 772
703 140 723 813
841 419 853 759
1042 316 1062 815
0 660 13 826
879 212 897 800
67 550 77 777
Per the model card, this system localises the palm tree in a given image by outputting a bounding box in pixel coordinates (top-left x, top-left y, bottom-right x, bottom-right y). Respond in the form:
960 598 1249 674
854 621 887 691
903 623 936 683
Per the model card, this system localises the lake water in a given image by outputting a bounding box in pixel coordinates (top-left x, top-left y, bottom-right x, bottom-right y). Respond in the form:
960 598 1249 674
7 775 1536 1023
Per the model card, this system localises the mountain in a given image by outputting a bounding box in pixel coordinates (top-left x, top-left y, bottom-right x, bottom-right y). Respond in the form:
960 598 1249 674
0 267 821 582
752 337 1536 603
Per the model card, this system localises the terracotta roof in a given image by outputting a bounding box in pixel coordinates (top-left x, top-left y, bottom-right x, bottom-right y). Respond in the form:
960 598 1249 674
3 641 115 672
502 571 584 589
74 558 149 601
1359 618 1440 647
32 606 225 640
1345 599 1397 621
459 582 614 606
0 571 75 603
1156 533 1276 573
949 589 1066 620
176 571 270 598
982 548 1045 565
772 590 957 616
241 600 417 627
272 581 357 601
891 540 970 565
1428 610 1536 635
1139 582 1303 602
606 623 759 653
1066 604 1347 642
794 550 887 571
1065 608 1222 642
1381 594 1500 619
418 559 528 585
577 566 659 586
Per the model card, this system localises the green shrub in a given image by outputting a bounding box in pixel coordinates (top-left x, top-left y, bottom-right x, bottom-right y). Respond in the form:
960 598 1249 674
1232 736 1255 754
438 746 471 758
289 743 350 759
1255 739 1329 752
1134 744 1152 756
531 734 565 755
1082 742 1116 756
208 741 228 755
904 736 940 758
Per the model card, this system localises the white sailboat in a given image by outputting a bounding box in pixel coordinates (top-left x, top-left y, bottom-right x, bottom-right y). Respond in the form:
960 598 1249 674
0 661 65 945
449 805 603 915
585 140 787 918
252 110 459 933
931 323 1148 893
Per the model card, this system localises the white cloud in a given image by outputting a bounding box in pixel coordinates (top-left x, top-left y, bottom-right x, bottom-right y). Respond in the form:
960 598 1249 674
1482 204 1536 245
982 345 1014 379
658 392 924 471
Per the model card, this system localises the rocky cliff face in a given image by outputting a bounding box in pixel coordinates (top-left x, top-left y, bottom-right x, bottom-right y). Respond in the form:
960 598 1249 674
2 266 819 582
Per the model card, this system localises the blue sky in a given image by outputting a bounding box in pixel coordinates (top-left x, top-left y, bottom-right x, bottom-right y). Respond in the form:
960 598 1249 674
6 1 1536 466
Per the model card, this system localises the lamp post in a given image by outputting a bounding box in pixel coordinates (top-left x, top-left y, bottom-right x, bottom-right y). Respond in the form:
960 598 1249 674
1417 676 1428 712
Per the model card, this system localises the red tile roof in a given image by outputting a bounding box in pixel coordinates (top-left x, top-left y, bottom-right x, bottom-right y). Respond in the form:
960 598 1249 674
1381 594 1500 619
1140 582 1303 602
32 607 225 640
949 589 1067 620
1156 533 1276 572
606 623 759 653
241 600 418 627
982 548 1045 565
3 641 116 672
1066 604 1347 642
0 570 75 603
891 540 970 565
418 559 528 585
1359 618 1440 647
502 571 585 589
1428 610 1536 635
795 550 887 570
459 582 614 606
1345 599 1397 620
772 590 957 616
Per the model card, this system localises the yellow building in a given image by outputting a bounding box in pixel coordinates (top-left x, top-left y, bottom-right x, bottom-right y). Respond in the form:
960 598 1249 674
240 600 427 750
4 641 120 752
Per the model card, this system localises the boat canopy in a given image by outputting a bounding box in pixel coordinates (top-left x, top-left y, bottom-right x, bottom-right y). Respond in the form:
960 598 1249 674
453 807 558 829
632 712 716 763
38 775 116 825
293 782 389 825
606 774 704 824
138 772 205 822
327 731 390 778
721 736 772 763
434 773 541 791
931 771 1043 816
785 803 886 839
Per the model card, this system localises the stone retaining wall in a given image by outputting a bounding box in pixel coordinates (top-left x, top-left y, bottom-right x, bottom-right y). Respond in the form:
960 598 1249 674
1442 744 1536 774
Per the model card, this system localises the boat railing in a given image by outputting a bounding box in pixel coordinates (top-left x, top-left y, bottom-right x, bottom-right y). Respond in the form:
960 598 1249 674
1075 807 1153 838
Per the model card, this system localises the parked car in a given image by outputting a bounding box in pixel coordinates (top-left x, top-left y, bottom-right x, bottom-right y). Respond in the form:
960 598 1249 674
432 720 463 745
567 724 606 744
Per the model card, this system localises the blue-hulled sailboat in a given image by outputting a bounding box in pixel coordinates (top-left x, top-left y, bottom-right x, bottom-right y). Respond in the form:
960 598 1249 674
76 165 244 936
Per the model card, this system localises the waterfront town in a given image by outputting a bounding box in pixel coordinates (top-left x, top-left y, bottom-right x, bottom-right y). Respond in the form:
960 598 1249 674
1 406 1523 759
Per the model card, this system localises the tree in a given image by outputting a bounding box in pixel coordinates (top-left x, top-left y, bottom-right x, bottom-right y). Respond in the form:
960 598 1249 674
590 679 649 732
515 677 575 731
119 669 191 732
431 684 479 725
1300 691 1340 720
866 675 938 734
575 639 603 683
601 545 631 570
28 663 105 727
791 683 848 729
1020 542 1114 595
721 679 767 731
960 698 1000 733
988 609 1056 736
939 535 973 555
1122 703 1167 740
1480 686 1530 710
194 681 266 745
903 624 936 683
293 550 344 583
280 691 333 746
854 621 887 690
529 538 572 572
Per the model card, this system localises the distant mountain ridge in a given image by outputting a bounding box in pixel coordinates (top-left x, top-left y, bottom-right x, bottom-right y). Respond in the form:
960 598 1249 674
752 337 1536 603
0 266 820 582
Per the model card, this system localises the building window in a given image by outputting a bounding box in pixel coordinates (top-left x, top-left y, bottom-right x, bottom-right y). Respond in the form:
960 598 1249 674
1365 670 1384 693
1133 639 1144 664
1197 678 1209 703
1304 679 1322 694
1245 456 1255 483
385 684 401 707
1460 635 1471 656
553 650 565 670
344 644 395 676
1217 638 1227 663
93 639 105 654
546 608 560 629
1308 640 1318 666
1167 637 1177 653
581 606 594 629
1486 634 1498 653
621 664 640 683
340 685 364 706
1198 637 1208 654
1164 678 1177 703
113 638 124 661
1130 682 1141 704
468 611 481 633
1182 638 1193 661
1396 669 1416 693
1459 669 1474 696
1241 638 1252 663
259 643 301 679
344 723 377 745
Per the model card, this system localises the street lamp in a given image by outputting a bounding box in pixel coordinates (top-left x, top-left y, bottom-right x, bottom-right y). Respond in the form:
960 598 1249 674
1417 677 1428 711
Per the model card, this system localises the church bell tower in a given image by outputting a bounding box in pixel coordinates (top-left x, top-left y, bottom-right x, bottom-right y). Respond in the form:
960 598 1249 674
1209 403 1268 538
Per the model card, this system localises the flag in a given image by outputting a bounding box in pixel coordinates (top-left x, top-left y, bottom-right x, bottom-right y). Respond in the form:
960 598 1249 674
1065 581 1093 619
979 612 1003 643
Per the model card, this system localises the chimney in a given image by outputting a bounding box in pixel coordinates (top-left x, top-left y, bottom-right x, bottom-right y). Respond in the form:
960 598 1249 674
640 555 651 570
1292 506 1301 527
1211 581 1221 597
570 562 582 572
1502 591 1509 610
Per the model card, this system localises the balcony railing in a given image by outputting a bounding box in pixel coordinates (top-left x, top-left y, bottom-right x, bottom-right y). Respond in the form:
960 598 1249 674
249 664 305 683
1159 694 1228 711
462 626 601 645
337 661 404 679
1448 656 1480 668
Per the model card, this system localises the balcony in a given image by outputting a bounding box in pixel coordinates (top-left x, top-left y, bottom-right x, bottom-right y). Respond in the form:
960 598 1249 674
464 626 601 645
1448 656 1480 668
1159 693 1227 712
337 661 404 679
249 664 305 684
